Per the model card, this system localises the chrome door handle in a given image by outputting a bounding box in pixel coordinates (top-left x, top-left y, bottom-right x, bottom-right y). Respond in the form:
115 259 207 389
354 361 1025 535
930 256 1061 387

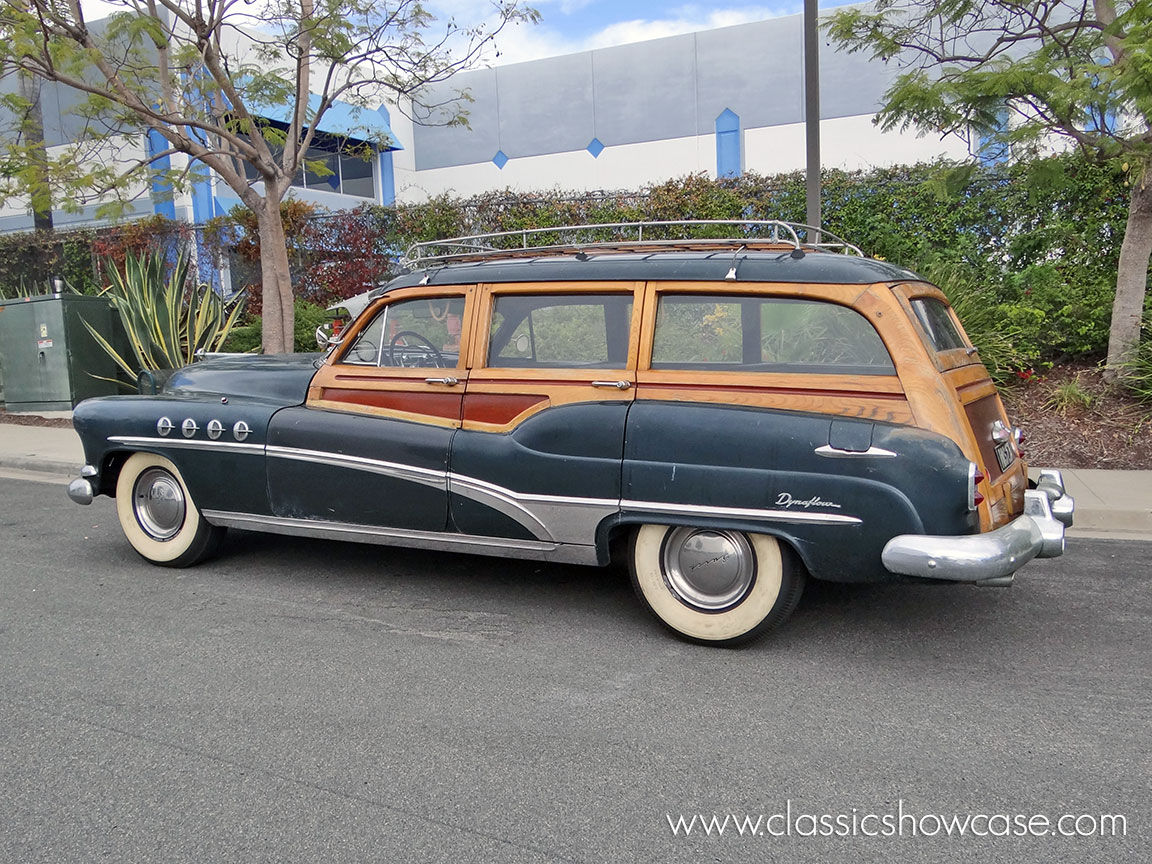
425 377 459 386
591 380 632 390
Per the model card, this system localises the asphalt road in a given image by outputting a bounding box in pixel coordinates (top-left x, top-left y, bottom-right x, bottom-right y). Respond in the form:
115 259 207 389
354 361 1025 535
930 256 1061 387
1 475 1149 864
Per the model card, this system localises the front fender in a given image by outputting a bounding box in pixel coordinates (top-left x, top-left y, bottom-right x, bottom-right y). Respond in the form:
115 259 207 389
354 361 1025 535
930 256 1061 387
72 393 282 516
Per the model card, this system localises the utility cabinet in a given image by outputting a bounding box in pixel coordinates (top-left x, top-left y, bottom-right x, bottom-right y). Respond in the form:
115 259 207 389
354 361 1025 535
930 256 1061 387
0 295 121 412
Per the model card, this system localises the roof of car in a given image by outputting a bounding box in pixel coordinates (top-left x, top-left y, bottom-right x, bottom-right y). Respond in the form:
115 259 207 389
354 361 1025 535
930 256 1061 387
382 248 924 292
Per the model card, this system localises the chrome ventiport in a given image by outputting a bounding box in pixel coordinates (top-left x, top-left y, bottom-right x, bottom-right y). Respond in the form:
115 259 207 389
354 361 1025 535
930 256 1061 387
207 419 224 440
233 421 251 442
181 418 199 438
157 417 174 437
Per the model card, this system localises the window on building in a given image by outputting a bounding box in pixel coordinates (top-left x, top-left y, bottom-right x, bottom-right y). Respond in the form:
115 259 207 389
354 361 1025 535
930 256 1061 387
240 123 376 199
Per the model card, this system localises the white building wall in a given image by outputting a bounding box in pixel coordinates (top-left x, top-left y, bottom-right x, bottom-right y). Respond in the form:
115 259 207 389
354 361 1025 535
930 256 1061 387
394 116 972 203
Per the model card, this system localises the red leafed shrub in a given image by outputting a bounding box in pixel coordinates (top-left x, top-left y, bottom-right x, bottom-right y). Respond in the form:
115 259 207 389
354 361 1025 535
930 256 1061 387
91 215 193 283
203 201 398 316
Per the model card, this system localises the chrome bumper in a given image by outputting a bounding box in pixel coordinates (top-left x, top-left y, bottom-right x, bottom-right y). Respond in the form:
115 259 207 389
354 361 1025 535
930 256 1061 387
67 465 98 506
882 469 1075 586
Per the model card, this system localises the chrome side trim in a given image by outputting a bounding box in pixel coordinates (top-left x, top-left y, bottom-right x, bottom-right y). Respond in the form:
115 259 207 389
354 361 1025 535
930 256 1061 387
108 438 862 539
447 474 553 540
447 474 618 544
108 435 265 455
814 445 897 459
200 510 599 565
621 499 862 526
266 445 446 491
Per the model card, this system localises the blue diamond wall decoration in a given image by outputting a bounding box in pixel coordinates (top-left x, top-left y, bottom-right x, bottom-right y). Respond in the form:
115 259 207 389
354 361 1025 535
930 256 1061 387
586 138 605 158
492 150 509 169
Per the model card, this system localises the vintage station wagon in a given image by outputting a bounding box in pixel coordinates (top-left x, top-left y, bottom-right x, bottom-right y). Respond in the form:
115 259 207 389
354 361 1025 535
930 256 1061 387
68 221 1075 645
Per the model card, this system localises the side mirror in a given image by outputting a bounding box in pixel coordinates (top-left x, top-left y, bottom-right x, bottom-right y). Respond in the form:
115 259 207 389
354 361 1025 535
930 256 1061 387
315 322 343 349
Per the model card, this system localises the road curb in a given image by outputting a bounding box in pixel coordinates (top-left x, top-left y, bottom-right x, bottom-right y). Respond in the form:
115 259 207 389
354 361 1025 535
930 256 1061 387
0 456 80 477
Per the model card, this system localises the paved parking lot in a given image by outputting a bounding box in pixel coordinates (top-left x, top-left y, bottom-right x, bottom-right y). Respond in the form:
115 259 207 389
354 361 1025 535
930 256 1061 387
2 475 1149 863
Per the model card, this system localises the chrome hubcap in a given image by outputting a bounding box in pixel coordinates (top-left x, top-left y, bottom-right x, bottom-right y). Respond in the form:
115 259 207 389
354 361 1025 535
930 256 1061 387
661 527 755 611
133 468 186 541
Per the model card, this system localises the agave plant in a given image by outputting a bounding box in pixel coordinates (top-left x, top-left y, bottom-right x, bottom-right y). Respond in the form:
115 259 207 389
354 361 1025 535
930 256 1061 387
84 249 246 379
0 276 78 300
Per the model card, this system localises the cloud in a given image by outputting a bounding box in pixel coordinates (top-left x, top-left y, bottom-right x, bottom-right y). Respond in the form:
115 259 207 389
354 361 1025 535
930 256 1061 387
487 3 802 66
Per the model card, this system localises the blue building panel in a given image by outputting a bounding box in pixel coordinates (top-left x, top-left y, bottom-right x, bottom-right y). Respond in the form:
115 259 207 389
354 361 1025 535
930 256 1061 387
715 109 741 178
146 128 177 220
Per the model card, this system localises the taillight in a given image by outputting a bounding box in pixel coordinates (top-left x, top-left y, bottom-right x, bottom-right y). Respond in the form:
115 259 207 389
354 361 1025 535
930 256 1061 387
969 463 986 511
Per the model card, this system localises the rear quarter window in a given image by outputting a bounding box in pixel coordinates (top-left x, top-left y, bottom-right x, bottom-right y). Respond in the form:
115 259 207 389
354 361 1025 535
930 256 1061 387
909 297 968 352
651 295 895 374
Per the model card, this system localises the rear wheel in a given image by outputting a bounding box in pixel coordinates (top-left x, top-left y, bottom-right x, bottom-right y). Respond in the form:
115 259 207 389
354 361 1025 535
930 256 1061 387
628 524 804 645
115 452 225 567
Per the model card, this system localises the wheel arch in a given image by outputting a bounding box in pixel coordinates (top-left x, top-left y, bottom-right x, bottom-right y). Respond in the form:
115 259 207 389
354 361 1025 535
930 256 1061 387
597 512 813 576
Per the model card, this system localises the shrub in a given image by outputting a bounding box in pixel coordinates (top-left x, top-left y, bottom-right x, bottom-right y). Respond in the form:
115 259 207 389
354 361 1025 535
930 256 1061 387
221 300 329 354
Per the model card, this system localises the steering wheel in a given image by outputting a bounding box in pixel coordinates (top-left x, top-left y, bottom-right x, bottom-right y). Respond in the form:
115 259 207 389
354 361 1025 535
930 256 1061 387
388 330 445 368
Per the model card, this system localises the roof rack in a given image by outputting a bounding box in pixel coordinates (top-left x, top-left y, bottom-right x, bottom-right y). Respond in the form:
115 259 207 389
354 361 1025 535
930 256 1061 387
401 220 865 269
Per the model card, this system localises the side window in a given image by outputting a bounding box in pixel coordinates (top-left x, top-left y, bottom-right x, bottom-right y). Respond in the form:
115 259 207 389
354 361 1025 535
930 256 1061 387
340 296 466 368
487 294 633 369
651 295 895 374
910 298 968 352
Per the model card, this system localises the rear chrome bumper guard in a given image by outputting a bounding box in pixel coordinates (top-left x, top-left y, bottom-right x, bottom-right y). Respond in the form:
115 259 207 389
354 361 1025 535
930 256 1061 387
882 469 1075 585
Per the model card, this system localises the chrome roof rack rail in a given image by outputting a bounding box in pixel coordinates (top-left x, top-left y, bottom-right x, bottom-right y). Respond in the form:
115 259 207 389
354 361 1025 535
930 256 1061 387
401 220 865 269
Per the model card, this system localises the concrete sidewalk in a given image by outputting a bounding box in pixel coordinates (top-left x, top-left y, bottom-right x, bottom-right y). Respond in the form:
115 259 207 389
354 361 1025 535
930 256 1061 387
1 421 1150 540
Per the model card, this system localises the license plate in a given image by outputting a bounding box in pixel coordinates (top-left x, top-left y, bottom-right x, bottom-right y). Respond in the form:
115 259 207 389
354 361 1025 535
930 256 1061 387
994 440 1016 472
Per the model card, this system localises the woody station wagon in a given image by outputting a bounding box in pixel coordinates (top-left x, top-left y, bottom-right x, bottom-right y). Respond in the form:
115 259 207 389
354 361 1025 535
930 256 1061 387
68 221 1075 645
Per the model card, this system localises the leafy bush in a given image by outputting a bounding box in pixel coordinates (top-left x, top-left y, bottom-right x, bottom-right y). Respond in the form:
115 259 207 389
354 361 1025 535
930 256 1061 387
221 300 329 354
3 152 1142 362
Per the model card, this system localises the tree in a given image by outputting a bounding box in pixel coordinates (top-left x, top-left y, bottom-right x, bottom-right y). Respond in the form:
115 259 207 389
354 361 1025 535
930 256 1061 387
0 0 534 353
826 0 1152 380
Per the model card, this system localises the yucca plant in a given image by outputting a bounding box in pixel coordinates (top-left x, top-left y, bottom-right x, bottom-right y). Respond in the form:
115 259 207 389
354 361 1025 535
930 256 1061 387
84 249 246 380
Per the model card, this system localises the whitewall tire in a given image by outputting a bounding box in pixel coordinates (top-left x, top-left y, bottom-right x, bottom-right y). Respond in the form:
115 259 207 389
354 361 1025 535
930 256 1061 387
115 452 225 567
628 524 805 645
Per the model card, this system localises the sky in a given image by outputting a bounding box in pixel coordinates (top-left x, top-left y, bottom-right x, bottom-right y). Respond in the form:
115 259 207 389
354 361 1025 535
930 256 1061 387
79 0 858 67
460 0 859 65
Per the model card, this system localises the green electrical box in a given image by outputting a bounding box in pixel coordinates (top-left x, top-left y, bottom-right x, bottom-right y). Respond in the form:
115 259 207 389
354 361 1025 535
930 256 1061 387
0 294 122 412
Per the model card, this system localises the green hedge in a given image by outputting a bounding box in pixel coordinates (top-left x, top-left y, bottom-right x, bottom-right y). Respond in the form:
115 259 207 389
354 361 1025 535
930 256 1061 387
0 153 1137 369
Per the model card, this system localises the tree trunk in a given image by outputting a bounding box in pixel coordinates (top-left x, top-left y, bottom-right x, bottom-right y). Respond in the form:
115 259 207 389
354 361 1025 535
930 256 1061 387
255 204 295 354
1105 175 1152 382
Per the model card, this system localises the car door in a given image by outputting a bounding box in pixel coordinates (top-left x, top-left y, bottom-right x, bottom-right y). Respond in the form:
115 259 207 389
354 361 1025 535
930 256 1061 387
267 286 477 531
447 282 643 548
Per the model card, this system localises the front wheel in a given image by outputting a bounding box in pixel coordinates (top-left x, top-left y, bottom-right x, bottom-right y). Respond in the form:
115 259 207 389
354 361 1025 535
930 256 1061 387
628 525 805 645
115 452 225 567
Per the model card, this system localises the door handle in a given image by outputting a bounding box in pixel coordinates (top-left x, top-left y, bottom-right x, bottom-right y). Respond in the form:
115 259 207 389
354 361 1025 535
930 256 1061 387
425 377 459 386
591 380 632 390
